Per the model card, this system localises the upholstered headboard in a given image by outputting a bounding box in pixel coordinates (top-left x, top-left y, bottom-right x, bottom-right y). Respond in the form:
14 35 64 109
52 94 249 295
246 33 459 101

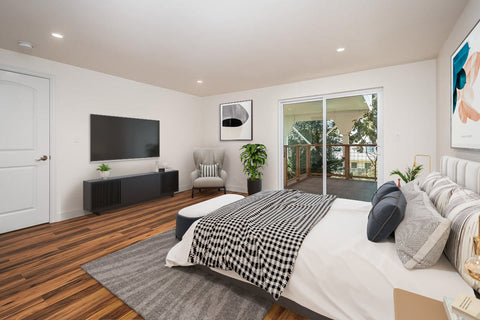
440 156 480 194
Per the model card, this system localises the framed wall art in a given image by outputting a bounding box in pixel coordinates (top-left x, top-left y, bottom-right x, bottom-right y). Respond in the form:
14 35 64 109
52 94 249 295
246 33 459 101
220 100 253 141
451 19 480 149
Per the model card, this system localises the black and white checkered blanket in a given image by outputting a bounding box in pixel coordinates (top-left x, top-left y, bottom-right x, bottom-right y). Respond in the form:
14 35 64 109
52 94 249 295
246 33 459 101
188 189 336 299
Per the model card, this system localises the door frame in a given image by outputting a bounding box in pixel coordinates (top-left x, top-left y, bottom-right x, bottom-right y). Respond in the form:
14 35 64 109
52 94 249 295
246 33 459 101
0 64 56 223
278 88 384 192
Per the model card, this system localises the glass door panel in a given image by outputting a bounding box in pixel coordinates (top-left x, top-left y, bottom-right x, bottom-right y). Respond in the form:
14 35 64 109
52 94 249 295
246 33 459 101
283 100 323 194
325 94 378 201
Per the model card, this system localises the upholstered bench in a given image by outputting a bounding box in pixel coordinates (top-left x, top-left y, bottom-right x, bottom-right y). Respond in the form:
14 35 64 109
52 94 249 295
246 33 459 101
175 194 245 239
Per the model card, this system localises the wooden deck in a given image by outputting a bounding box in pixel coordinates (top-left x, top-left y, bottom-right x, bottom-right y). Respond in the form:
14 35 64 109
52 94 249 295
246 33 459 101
286 176 377 201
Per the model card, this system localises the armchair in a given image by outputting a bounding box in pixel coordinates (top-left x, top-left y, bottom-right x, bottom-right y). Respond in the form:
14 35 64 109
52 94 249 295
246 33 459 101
191 148 228 198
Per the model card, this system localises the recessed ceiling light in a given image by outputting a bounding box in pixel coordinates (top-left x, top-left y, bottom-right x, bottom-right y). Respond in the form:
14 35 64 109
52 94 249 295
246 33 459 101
336 47 345 52
197 80 203 84
17 41 33 49
51 32 64 39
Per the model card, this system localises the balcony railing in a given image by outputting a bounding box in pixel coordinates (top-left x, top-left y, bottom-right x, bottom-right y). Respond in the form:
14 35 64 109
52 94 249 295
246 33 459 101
283 143 377 188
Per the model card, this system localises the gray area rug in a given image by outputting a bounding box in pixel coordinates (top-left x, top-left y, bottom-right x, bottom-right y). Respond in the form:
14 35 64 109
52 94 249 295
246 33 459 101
82 229 274 320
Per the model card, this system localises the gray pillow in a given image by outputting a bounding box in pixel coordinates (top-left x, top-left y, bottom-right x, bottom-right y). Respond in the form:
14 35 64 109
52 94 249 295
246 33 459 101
400 180 421 201
367 190 406 242
395 191 451 269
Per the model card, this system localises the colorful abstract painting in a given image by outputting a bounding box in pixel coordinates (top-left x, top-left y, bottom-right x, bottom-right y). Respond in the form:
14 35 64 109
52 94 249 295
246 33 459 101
451 20 480 149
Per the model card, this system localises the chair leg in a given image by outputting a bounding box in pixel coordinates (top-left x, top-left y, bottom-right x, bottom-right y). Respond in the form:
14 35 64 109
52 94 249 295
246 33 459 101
191 188 194 198
224 187 226 194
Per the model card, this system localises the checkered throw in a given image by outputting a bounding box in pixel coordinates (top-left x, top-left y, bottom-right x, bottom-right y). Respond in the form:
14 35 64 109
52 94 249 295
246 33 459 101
188 189 336 299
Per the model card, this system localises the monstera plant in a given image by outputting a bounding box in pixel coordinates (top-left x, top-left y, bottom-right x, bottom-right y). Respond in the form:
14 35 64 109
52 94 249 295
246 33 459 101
240 144 268 195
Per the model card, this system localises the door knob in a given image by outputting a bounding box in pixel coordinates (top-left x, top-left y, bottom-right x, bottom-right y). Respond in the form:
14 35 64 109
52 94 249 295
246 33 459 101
35 155 48 161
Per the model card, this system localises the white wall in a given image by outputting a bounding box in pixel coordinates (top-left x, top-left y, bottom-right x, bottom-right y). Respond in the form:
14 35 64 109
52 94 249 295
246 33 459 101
436 0 480 164
200 60 437 193
0 48 202 221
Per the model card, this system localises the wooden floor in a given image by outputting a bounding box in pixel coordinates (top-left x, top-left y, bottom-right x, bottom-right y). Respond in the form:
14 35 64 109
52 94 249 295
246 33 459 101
0 190 307 320
287 176 377 201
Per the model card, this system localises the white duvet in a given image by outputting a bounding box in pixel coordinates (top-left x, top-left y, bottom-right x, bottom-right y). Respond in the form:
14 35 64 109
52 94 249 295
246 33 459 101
166 198 473 320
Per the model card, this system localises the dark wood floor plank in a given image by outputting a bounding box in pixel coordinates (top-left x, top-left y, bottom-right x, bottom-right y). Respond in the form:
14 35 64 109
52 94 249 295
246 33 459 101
0 189 304 319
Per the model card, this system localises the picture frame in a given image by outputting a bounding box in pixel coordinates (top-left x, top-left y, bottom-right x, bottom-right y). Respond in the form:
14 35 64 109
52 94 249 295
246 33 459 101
451 19 480 149
220 100 253 141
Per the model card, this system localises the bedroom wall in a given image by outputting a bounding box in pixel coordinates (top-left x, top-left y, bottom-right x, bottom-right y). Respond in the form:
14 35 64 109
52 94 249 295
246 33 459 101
0 48 202 221
199 60 437 193
436 0 480 165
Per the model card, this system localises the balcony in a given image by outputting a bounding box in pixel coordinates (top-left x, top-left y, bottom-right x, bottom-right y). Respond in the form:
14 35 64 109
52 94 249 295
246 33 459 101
284 143 378 201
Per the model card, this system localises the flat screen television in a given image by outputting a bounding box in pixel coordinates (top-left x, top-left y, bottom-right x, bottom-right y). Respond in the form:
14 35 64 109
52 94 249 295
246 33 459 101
90 114 159 161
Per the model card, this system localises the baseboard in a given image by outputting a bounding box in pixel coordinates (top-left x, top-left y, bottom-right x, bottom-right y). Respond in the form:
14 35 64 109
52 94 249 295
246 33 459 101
53 209 86 222
178 184 191 192
226 184 246 193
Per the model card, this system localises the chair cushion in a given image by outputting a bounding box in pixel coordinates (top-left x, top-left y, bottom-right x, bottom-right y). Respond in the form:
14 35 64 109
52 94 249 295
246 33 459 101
193 176 225 188
367 190 406 242
371 181 399 206
395 191 451 269
200 163 218 177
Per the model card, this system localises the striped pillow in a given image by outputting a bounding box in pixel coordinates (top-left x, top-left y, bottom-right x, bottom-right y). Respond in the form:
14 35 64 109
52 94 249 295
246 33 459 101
428 177 457 216
420 171 442 194
443 188 480 292
200 163 218 177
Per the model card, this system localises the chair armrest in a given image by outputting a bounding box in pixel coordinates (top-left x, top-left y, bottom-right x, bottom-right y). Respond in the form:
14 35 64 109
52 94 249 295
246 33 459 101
191 170 200 184
220 170 228 184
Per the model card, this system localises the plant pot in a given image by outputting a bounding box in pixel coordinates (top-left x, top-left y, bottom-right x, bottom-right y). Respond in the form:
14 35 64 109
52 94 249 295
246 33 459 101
247 179 262 195
100 171 111 179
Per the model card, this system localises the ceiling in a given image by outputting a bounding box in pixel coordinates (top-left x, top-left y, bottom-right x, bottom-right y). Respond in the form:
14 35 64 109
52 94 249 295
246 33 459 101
0 0 468 97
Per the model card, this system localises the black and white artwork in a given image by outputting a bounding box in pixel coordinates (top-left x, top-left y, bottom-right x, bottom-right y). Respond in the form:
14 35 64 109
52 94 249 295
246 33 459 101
220 100 252 141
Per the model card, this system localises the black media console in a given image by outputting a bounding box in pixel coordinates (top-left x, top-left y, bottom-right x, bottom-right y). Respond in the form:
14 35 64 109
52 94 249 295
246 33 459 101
83 170 179 214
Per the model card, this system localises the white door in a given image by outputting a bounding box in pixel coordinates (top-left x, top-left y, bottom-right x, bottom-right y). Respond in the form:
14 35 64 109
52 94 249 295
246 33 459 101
0 70 50 234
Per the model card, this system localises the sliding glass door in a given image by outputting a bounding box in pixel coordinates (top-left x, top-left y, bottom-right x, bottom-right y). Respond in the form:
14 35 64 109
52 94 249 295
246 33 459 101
281 89 382 201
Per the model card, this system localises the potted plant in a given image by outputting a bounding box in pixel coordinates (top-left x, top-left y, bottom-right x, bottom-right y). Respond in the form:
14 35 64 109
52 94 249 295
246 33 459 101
390 164 423 186
97 163 111 179
240 144 268 195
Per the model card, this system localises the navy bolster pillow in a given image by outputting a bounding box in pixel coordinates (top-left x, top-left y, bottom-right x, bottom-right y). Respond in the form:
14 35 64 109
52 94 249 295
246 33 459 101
367 190 406 242
371 181 399 206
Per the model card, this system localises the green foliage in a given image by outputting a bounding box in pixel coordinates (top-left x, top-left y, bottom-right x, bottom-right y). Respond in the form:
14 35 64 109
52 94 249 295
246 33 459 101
390 164 423 184
287 120 344 174
240 144 268 181
96 163 111 172
349 96 377 145
349 95 378 175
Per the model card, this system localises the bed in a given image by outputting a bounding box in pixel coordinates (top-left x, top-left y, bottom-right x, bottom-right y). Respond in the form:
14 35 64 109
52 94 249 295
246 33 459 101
166 156 479 320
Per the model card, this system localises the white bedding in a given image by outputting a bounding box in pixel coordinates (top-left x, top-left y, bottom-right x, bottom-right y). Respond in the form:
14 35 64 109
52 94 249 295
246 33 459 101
166 198 473 320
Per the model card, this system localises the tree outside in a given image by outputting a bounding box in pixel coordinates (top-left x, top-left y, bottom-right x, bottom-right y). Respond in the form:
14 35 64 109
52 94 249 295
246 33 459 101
285 94 377 180
286 119 344 179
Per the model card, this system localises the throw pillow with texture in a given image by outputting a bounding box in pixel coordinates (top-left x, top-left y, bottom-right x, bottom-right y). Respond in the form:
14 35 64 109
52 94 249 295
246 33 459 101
419 171 442 194
400 179 421 201
427 177 457 216
395 191 451 269
200 163 218 177
443 187 480 292
371 181 399 206
367 190 406 242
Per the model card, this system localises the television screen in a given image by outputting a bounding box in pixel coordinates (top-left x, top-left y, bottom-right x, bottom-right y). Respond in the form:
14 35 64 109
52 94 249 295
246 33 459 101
90 114 159 161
